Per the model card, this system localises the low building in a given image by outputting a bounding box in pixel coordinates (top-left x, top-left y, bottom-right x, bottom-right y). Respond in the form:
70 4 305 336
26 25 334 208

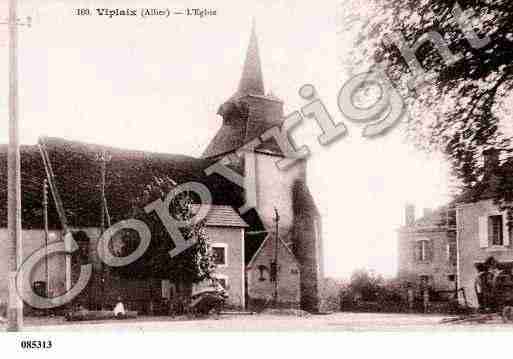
246 234 300 309
200 205 248 308
0 141 249 313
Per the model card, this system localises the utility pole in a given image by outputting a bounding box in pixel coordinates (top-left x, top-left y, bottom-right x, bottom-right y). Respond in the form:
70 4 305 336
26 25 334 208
43 180 50 304
97 150 111 231
100 153 106 232
272 207 279 307
95 150 111 309
6 0 23 332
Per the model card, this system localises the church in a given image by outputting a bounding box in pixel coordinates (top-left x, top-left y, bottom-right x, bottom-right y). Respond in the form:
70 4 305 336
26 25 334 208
0 25 323 313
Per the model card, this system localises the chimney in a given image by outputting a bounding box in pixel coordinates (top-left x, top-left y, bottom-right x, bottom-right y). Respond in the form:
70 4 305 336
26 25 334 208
483 148 500 174
405 203 415 226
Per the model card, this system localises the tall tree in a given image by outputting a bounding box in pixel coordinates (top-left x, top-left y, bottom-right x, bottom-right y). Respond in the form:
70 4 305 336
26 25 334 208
111 176 216 287
340 0 513 194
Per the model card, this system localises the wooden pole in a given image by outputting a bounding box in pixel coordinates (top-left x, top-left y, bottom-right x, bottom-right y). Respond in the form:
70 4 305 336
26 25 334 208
43 180 50 300
273 207 279 307
100 155 105 232
96 150 111 309
6 0 23 331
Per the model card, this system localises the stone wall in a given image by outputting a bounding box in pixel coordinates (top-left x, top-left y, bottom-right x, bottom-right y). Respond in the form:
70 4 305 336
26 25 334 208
246 235 300 308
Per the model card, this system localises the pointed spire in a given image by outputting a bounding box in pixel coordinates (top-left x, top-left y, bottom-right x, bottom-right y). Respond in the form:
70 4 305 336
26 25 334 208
237 20 265 96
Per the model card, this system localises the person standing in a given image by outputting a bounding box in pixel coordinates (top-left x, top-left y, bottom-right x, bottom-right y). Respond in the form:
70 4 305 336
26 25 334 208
113 297 126 317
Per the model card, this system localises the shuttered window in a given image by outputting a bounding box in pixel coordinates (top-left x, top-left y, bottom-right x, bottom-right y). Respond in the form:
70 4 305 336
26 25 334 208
478 216 489 248
479 213 510 247
503 215 510 246
446 241 457 265
415 239 432 262
490 215 504 246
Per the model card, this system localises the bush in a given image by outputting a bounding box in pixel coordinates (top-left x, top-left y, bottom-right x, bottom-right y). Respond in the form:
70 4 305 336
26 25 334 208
319 278 343 312
341 269 407 312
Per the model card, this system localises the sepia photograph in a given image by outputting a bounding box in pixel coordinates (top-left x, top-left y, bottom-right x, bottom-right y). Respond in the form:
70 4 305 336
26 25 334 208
0 0 512 357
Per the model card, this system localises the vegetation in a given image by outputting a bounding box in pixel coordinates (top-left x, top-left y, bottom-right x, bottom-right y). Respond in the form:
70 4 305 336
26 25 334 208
340 0 513 214
112 176 216 288
341 269 405 312
319 277 344 312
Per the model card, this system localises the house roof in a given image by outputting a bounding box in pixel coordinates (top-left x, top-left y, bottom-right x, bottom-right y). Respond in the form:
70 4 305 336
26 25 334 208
246 234 299 269
0 137 244 229
193 204 248 228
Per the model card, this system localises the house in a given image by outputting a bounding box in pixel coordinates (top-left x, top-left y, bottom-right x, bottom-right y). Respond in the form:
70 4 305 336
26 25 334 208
398 149 513 308
198 205 248 308
246 234 301 309
454 149 513 308
0 24 324 313
397 204 458 300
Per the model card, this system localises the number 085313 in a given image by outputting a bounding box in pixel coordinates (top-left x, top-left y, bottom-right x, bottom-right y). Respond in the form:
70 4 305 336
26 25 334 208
20 340 53 350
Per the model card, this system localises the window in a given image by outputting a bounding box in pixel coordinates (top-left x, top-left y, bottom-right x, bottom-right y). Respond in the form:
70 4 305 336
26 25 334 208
446 240 457 265
490 215 504 246
479 214 510 248
415 239 432 262
257 265 268 281
447 274 456 282
212 244 227 266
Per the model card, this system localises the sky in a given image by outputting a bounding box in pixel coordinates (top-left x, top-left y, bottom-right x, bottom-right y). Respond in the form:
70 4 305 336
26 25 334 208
0 0 455 279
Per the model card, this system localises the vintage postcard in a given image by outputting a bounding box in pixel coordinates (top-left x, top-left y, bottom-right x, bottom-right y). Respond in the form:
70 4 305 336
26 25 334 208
0 0 512 356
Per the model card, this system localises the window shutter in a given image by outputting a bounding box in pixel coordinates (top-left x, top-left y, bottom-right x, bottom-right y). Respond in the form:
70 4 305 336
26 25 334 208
478 216 488 248
414 242 421 262
503 214 510 246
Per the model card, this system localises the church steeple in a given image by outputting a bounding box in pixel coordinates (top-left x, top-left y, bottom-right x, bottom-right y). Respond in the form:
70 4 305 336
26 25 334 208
203 22 284 159
236 21 265 97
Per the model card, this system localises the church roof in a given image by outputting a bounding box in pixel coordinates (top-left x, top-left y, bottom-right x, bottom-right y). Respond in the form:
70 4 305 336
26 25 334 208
201 118 246 159
246 234 299 269
0 137 244 229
